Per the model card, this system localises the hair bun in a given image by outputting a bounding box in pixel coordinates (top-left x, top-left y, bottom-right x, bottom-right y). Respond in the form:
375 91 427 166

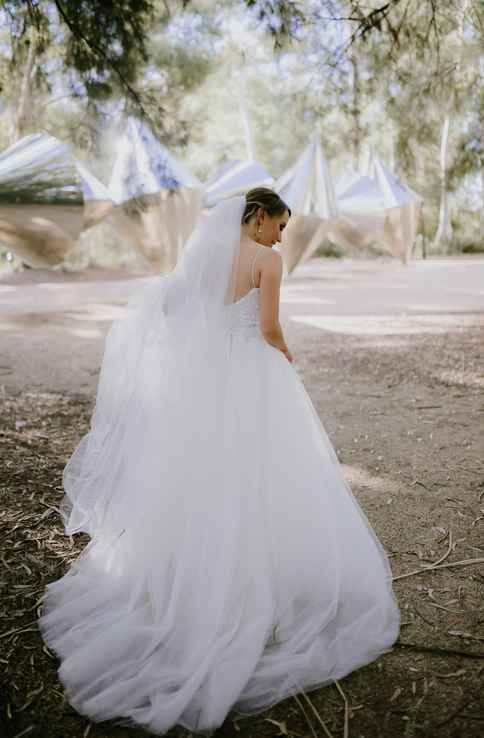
241 187 291 224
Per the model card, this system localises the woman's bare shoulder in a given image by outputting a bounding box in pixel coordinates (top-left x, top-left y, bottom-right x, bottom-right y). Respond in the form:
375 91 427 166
261 248 282 272
257 249 282 292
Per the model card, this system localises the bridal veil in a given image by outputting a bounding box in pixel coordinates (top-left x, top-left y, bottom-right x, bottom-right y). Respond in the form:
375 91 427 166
60 195 246 537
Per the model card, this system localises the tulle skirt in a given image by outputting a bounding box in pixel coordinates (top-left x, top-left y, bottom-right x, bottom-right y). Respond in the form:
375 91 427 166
38 327 400 735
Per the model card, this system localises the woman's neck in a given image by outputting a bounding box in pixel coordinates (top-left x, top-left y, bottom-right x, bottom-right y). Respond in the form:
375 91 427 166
240 222 255 240
240 223 270 247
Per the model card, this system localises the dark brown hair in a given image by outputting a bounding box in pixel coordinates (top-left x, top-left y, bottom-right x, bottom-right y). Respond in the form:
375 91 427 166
242 187 291 224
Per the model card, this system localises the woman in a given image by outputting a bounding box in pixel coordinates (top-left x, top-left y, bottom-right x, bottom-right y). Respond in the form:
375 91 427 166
38 188 400 736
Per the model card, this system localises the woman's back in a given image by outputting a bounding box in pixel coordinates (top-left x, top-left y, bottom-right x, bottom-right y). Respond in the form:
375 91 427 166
232 238 266 303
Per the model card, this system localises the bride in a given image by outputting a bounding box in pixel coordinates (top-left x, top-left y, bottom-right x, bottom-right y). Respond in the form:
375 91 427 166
38 188 400 736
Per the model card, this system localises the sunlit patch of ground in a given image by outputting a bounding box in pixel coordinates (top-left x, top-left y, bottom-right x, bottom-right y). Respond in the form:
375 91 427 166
341 463 402 496
290 312 484 335
62 304 128 322
280 294 334 304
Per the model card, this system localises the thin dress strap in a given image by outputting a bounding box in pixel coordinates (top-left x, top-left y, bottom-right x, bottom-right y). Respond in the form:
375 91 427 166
251 245 263 288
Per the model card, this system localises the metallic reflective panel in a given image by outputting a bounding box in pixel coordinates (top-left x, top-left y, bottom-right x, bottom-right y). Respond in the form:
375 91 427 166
276 138 339 273
108 117 202 271
204 159 273 208
280 215 330 274
277 139 422 271
110 188 203 272
75 159 114 231
0 134 83 206
0 133 113 267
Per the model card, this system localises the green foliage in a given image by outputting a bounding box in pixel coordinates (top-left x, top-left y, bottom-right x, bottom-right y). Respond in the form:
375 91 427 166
0 0 482 266
314 240 345 258
0 1 155 116
461 242 484 254
55 1 153 79
244 0 306 47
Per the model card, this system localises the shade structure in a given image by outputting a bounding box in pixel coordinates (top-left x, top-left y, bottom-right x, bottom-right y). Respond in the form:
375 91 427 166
204 159 273 207
75 159 114 232
335 157 422 262
108 117 203 272
368 157 422 263
0 133 111 268
276 137 423 272
369 157 420 208
276 136 339 273
331 174 389 254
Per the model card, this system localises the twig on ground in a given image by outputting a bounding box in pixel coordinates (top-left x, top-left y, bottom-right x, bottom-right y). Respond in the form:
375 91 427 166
393 530 453 579
410 480 430 490
0 622 39 640
426 602 465 614
393 524 484 581
300 686 336 738
412 606 435 626
334 680 350 738
292 693 320 738
395 641 484 660
393 557 484 581
448 630 484 643
428 668 467 679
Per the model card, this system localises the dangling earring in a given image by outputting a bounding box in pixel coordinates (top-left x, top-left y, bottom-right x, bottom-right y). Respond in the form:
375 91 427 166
256 222 262 242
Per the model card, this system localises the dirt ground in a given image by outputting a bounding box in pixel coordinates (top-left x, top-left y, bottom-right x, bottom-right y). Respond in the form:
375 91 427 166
1 257 483 738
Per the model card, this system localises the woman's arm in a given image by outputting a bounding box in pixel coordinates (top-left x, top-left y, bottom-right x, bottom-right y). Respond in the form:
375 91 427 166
259 250 294 363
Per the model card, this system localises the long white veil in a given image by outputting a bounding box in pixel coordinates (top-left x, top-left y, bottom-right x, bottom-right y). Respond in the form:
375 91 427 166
61 195 245 537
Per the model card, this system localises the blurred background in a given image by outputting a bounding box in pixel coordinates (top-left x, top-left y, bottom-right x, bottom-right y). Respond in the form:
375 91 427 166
0 0 482 274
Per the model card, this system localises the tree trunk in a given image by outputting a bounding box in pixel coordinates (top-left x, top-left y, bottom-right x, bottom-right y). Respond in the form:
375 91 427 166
389 127 396 172
10 30 37 142
350 53 361 171
481 170 484 232
432 0 467 253
433 115 453 252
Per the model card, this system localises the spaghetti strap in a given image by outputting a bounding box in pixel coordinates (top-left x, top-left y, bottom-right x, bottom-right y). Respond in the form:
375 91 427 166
251 245 263 288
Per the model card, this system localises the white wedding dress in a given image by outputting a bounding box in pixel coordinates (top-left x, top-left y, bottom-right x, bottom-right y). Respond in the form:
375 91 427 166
38 199 400 736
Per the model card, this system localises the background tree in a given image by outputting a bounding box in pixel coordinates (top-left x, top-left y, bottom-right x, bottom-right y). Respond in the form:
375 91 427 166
0 0 482 269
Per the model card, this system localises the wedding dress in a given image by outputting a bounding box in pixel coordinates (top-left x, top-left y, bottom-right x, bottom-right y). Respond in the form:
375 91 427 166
38 195 400 735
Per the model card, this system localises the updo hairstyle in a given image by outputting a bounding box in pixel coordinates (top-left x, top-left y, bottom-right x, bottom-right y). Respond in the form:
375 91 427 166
241 187 291 224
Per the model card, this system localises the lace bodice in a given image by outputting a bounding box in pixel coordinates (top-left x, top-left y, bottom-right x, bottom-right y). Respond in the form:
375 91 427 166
228 287 261 338
228 244 263 339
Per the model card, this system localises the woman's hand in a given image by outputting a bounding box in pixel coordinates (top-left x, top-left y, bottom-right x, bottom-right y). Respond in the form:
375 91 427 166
281 346 294 363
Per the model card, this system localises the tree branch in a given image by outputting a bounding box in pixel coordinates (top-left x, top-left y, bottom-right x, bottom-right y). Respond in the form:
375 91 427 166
53 0 153 122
